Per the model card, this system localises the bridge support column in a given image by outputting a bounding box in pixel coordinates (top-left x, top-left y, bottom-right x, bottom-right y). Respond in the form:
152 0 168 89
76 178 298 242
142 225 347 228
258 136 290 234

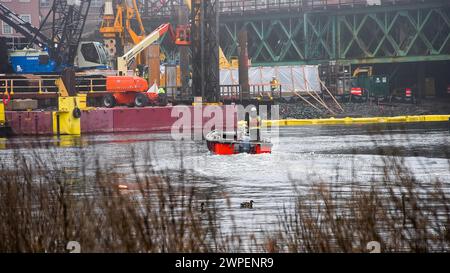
417 62 426 103
191 0 220 103
238 29 250 102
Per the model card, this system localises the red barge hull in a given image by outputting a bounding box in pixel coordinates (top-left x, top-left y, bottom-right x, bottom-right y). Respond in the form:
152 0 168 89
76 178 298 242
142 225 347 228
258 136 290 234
4 106 238 136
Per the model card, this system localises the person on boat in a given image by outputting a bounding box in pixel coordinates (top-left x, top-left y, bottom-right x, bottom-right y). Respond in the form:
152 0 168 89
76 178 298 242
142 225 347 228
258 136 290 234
248 107 261 142
158 87 166 95
241 134 252 153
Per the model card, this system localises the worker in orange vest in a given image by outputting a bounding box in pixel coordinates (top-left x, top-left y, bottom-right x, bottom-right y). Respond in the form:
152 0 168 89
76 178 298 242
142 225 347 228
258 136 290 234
270 76 280 92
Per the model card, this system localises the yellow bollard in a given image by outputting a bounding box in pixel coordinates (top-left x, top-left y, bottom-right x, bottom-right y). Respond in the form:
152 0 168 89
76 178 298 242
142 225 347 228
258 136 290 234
52 79 84 136
0 102 5 125
52 96 82 136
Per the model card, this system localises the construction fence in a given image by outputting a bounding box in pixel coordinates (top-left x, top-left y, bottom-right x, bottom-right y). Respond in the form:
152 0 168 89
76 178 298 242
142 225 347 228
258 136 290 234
220 65 321 99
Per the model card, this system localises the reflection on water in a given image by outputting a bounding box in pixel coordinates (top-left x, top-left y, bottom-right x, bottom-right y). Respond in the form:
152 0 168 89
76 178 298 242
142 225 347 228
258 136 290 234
0 122 449 235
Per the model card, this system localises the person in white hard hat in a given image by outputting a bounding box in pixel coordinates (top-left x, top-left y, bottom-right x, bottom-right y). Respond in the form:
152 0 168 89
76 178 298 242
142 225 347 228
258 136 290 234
248 107 261 142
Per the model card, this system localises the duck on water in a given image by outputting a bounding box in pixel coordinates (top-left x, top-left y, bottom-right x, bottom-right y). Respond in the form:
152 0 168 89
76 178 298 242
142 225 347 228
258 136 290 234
240 200 254 209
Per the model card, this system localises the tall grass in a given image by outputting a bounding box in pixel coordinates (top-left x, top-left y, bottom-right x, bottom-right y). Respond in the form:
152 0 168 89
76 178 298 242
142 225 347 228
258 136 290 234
0 148 238 253
0 144 449 253
263 141 450 253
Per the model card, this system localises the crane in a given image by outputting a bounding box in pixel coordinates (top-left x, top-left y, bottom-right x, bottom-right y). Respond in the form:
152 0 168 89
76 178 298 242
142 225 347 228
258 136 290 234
117 23 190 76
98 22 190 108
0 0 109 74
100 0 147 64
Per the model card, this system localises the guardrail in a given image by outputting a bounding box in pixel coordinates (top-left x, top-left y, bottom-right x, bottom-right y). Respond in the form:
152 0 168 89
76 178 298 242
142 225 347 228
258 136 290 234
0 77 107 96
140 0 437 18
0 78 59 94
218 0 431 14
220 84 283 101
161 84 285 102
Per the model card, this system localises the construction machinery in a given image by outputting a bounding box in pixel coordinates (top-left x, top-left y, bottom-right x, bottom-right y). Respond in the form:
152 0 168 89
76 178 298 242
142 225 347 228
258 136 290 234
350 66 390 102
116 23 190 76
0 0 172 115
219 48 239 69
352 66 373 78
100 0 230 103
0 0 107 132
100 0 148 67
100 0 190 85
0 1 109 74
320 64 390 102
101 23 190 108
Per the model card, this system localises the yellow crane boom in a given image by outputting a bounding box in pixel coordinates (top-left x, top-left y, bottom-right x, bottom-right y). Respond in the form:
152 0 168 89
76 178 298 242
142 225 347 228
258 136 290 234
100 0 146 59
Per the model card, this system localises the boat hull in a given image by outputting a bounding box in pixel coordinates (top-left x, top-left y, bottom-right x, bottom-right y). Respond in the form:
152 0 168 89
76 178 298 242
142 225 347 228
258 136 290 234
207 140 272 155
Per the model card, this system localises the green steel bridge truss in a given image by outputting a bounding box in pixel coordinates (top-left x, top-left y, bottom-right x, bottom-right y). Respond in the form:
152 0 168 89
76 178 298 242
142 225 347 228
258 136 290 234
219 2 450 65
142 1 450 66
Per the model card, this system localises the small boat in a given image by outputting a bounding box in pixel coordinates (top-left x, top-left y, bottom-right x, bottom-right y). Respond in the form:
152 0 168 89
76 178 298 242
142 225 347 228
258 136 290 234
206 130 272 155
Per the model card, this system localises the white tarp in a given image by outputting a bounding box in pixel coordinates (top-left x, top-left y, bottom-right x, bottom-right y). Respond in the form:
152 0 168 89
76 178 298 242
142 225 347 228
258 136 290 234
220 65 321 95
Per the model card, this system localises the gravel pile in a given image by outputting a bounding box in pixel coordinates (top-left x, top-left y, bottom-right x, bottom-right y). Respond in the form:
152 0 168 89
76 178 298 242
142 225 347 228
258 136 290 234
279 102 326 119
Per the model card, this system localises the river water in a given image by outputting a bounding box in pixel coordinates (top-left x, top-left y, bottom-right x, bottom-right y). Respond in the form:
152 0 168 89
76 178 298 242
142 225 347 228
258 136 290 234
1 122 449 237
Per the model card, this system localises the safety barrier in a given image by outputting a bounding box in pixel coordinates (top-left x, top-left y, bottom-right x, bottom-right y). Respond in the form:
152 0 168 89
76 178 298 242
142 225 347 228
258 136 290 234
264 115 450 127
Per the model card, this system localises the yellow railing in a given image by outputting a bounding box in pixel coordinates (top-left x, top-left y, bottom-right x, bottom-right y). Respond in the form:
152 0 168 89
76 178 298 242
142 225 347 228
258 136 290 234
0 77 107 95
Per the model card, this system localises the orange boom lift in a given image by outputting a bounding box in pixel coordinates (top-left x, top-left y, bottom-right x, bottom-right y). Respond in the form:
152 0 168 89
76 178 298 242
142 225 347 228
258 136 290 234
103 23 190 108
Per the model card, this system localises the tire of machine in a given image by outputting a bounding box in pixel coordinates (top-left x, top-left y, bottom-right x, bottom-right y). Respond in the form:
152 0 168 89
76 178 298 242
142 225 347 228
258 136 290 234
103 94 116 108
158 93 168 106
134 93 149 108
363 94 369 103
350 94 366 103
72 108 82 119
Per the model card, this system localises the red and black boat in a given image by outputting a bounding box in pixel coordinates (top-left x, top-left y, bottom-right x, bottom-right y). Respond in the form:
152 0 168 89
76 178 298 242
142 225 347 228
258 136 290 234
206 130 272 155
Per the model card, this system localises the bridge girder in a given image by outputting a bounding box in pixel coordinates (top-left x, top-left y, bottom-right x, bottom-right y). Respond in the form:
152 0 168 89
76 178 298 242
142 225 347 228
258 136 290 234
141 1 450 65
219 2 450 65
